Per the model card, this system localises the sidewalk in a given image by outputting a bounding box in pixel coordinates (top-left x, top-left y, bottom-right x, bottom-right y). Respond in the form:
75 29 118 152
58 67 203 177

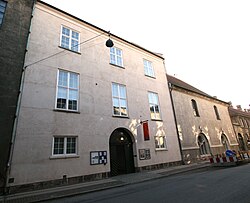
0 162 210 203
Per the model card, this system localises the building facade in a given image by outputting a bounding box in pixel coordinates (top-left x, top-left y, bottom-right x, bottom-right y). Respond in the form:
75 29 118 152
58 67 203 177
0 0 34 194
167 75 239 164
229 106 250 151
7 1 181 192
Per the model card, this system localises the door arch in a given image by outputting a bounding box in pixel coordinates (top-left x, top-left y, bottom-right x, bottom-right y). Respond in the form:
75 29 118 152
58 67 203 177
197 134 211 155
109 128 135 176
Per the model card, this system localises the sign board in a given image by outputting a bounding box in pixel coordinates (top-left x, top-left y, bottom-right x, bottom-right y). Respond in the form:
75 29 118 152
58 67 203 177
225 150 235 157
90 151 107 165
139 149 151 160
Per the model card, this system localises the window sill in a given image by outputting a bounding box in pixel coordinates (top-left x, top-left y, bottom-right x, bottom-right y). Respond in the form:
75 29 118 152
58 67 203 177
151 119 163 122
155 148 168 152
112 115 130 119
50 155 80 159
109 63 125 69
145 74 156 79
58 46 81 55
54 109 80 114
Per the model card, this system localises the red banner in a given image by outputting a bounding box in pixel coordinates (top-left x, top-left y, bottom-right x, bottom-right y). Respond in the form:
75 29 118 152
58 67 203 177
143 122 150 141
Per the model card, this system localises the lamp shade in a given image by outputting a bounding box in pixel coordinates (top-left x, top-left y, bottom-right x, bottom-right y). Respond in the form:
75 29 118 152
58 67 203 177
106 39 114 48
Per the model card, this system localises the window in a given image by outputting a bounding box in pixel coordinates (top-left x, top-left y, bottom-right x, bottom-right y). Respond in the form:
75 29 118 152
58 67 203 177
60 26 80 52
214 105 220 120
110 47 123 67
56 70 79 111
221 134 229 150
143 59 155 77
198 134 210 155
155 136 166 149
112 83 128 116
0 1 7 26
148 92 161 120
191 99 200 117
53 137 77 156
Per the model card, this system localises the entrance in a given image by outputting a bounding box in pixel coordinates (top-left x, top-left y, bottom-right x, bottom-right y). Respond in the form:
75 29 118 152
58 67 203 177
109 128 135 176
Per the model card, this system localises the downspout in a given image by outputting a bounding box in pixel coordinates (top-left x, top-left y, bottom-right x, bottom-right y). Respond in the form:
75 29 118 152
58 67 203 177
168 82 185 165
4 0 37 194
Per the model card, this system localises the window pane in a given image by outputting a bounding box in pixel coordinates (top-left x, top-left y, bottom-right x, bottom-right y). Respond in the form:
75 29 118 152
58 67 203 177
71 39 79 51
0 6 5 13
72 31 79 40
112 84 119 97
119 86 126 98
117 57 122 66
113 98 120 115
58 71 68 86
57 87 67 98
110 47 115 54
53 138 64 154
69 73 78 88
61 36 69 49
0 1 6 7
66 137 76 154
116 49 122 56
62 27 70 36
120 99 127 108
110 54 116 64
148 92 154 104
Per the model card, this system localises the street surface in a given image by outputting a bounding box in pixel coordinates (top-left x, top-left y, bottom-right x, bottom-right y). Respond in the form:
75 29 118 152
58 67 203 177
45 164 250 203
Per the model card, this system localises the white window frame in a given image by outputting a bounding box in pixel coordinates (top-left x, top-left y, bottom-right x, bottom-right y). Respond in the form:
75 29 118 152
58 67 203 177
148 92 161 120
155 135 167 150
52 136 78 157
112 83 128 117
110 47 123 67
143 59 155 77
55 69 79 111
60 25 80 52
0 0 7 27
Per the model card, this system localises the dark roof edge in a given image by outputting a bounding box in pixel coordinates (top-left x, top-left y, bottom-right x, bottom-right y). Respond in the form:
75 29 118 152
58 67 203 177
38 0 164 60
167 75 230 105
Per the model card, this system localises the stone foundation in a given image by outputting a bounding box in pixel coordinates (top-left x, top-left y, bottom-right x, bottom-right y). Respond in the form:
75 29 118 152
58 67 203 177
135 160 182 172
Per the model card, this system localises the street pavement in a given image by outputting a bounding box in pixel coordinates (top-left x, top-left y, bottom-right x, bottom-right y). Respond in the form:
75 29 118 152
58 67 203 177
0 161 210 203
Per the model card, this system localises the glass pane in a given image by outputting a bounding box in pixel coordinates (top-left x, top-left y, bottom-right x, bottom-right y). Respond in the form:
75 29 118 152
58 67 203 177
66 137 76 154
120 99 127 108
68 100 77 110
110 47 115 54
0 17 2 25
0 6 5 13
61 36 69 49
57 98 67 109
116 48 122 56
148 92 154 104
113 98 119 107
112 84 119 97
117 57 122 66
120 106 127 116
0 1 6 7
57 87 67 98
72 31 79 39
69 89 78 100
62 27 70 36
58 71 68 86
159 137 165 148
110 54 116 64
69 73 78 88
71 39 79 51
53 138 64 154
119 85 126 98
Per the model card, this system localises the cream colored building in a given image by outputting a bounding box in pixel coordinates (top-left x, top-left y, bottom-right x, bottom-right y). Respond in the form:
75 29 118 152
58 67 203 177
167 75 239 164
7 1 181 191
229 106 250 151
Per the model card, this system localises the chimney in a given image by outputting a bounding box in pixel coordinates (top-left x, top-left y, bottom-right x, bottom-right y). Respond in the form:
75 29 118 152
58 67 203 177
236 105 242 110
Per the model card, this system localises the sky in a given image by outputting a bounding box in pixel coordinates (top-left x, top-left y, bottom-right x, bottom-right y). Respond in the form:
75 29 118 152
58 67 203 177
43 0 250 109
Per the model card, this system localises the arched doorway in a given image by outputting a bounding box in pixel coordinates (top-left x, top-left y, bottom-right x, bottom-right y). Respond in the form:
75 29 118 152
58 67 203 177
238 133 246 151
109 128 135 176
197 134 211 155
221 134 230 151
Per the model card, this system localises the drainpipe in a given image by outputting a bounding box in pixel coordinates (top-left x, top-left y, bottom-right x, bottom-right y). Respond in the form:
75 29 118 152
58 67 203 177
168 82 185 165
4 0 36 194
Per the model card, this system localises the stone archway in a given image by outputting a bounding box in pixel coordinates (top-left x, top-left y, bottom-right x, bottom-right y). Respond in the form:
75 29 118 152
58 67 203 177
197 134 211 155
109 128 135 176
238 133 246 151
